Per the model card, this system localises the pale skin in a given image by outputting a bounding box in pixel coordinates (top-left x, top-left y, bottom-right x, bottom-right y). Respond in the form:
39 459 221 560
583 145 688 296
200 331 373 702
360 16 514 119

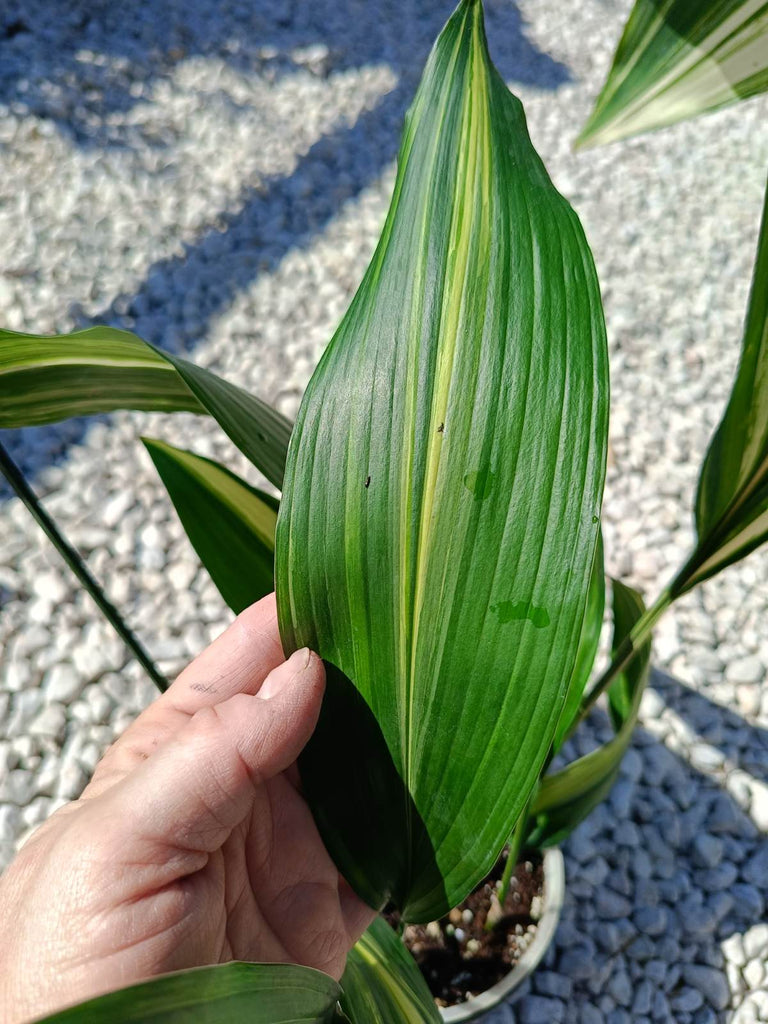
0 594 375 1024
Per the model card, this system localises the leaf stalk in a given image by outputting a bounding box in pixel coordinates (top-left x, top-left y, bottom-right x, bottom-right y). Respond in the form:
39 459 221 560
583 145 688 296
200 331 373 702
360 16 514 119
486 790 534 930
572 588 671 729
0 441 168 692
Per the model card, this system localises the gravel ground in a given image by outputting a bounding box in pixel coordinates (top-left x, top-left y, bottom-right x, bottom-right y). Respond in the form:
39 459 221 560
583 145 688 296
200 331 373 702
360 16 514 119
1 0 767 1021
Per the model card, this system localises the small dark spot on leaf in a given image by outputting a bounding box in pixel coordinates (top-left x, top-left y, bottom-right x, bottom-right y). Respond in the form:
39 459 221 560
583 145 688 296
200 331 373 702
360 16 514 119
490 600 550 629
463 466 496 501
3 19 30 39
592 515 599 524
364 476 371 489
437 422 444 434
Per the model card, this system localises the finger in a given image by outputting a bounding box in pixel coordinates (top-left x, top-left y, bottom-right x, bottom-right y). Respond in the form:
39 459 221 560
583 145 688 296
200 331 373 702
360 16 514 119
163 593 284 715
245 771 351 979
86 595 285 795
91 649 325 871
339 878 378 945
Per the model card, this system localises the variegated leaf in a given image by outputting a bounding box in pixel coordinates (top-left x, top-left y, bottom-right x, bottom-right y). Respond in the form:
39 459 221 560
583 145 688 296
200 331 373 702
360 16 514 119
578 0 768 147
275 0 608 920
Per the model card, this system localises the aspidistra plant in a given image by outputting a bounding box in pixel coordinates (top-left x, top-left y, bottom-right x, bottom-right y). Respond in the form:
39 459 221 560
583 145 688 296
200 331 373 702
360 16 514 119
274 0 608 923
3 0 768 1020
577 0 768 148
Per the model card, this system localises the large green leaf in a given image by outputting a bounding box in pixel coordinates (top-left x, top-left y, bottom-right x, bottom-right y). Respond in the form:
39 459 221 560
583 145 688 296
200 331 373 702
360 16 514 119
340 918 440 1024
527 579 652 848
143 439 277 614
578 0 768 148
674 177 768 593
35 962 343 1023
275 0 608 921
552 531 605 752
0 327 291 487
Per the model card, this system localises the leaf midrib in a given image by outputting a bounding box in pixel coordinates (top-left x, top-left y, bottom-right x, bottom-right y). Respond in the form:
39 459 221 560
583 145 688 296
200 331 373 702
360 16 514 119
401 2 491 824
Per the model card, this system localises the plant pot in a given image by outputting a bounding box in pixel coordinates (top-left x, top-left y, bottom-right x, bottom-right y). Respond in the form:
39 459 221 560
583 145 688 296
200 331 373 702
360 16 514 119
439 847 565 1023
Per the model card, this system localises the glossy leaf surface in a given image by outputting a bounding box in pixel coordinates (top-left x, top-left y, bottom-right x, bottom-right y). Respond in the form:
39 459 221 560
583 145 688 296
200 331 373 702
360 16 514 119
143 439 277 614
340 918 440 1023
528 580 651 847
678 179 768 592
35 962 342 1023
578 0 768 147
276 0 608 920
553 531 605 752
0 327 290 487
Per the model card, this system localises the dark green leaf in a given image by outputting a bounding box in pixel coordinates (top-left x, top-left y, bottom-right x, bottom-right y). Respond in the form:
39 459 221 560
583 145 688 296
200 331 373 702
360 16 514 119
0 327 291 487
34 962 342 1023
552 531 605 752
528 580 651 848
143 439 277 614
276 0 608 920
677 177 768 592
166 352 291 490
577 0 768 148
340 918 440 1023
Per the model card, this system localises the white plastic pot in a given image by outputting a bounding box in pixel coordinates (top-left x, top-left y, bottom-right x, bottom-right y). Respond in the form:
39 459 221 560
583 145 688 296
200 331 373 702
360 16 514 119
440 847 565 1023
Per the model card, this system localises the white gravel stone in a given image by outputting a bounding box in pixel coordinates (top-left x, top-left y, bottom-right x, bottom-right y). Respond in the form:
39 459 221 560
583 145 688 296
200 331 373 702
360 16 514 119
725 657 764 686
722 934 747 969
43 663 83 703
0 770 34 806
743 925 768 961
32 572 69 604
745 780 768 832
28 704 67 740
743 958 765 990
102 491 134 529
0 805 20 842
55 763 89 802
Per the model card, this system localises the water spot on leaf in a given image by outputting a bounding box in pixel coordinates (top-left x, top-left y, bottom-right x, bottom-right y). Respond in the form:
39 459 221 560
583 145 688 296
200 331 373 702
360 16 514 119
463 466 496 501
490 600 550 629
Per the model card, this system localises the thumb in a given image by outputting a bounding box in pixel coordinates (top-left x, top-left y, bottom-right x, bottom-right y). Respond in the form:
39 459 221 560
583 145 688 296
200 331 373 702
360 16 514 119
95 648 325 857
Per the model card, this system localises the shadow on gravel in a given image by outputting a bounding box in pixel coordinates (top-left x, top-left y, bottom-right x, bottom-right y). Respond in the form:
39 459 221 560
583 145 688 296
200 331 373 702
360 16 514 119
653 669 768 785
535 668 766 1021
0 0 569 149
1 0 570 492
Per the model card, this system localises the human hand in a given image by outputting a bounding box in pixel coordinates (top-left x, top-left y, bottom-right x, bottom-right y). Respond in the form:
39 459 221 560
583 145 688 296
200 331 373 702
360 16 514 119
0 594 375 1024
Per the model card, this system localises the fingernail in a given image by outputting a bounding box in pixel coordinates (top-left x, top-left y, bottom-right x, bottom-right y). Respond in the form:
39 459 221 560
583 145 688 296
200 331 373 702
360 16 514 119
260 647 312 699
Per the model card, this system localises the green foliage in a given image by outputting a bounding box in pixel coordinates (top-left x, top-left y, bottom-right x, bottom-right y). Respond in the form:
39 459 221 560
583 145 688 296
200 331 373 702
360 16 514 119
528 580 652 848
340 919 441 1023
578 0 768 147
275 0 608 922
143 439 277 614
677 181 768 592
553 532 606 752
0 326 290 487
34 963 344 1023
